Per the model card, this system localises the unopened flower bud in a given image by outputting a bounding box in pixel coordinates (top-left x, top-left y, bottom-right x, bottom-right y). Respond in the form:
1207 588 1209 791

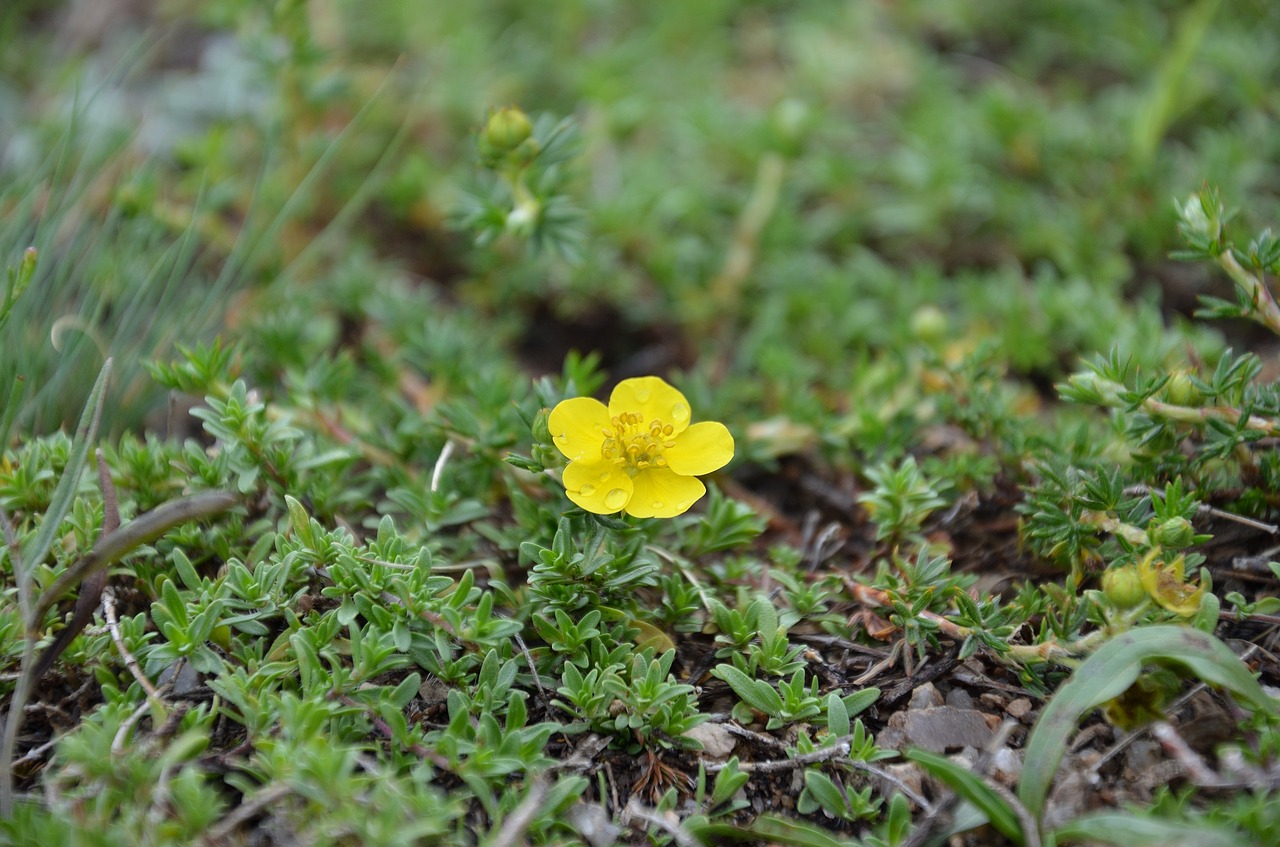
531 407 552 445
482 106 533 154
1164 370 1201 406
1151 516 1196 549
1177 193 1213 238
910 305 948 344
1102 566 1145 609
769 98 813 156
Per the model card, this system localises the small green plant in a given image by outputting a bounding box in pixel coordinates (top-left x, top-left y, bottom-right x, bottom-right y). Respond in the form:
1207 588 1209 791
857 455 948 544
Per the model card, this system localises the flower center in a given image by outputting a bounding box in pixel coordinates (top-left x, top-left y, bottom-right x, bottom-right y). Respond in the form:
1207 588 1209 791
601 412 677 474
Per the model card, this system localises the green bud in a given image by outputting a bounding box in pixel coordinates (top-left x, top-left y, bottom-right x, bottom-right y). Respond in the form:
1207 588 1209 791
482 106 533 154
1151 516 1196 549
531 407 552 445
909 304 948 344
769 98 813 157
1177 193 1214 240
1102 566 1145 610
18 246 36 281
1164 370 1201 406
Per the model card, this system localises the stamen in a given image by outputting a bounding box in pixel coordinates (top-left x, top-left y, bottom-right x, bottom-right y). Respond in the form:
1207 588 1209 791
605 412 675 473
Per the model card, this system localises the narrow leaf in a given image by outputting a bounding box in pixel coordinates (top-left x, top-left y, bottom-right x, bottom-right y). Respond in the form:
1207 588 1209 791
1053 812 1245 847
20 358 111 585
906 748 1024 845
1019 625 1277 818
713 664 784 716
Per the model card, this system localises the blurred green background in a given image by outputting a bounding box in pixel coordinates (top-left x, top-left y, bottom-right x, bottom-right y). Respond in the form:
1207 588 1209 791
2 0 1278 439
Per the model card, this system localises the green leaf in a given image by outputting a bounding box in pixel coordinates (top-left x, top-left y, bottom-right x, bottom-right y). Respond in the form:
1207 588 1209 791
1019 625 1278 818
802 770 848 818
712 664 783 716
906 748 1024 845
389 673 422 709
841 687 880 719
826 692 849 738
285 495 316 550
19 359 111 580
687 814 858 847
1053 812 1246 847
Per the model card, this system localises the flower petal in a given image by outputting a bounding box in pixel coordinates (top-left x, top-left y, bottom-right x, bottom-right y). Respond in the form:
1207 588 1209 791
626 468 706 518
608 376 691 435
664 422 734 476
563 459 634 514
549 397 611 461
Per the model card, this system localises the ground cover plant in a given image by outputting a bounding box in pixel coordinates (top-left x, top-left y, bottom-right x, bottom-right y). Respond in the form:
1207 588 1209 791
1 1 1279 844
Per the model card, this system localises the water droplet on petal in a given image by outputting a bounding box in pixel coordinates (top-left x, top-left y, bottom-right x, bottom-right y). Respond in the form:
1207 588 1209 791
599 471 611 482
579 483 596 496
651 501 664 510
671 403 689 422
604 488 629 510
635 387 651 402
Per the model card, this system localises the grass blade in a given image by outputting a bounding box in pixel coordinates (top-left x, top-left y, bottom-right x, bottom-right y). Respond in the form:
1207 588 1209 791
18 357 111 590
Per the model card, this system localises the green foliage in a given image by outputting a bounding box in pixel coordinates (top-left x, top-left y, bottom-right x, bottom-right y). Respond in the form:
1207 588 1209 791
553 648 707 750
857 456 948 544
3 1 1280 843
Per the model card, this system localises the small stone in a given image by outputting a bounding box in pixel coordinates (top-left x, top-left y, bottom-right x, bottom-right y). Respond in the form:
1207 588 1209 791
1006 697 1033 720
878 761 925 800
157 661 202 697
683 723 736 759
880 706 994 753
908 683 944 710
945 688 974 709
990 747 1022 787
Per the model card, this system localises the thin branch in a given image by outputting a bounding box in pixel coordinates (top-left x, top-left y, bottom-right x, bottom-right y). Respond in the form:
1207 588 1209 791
513 632 551 712
706 741 850 773
622 799 702 847
198 783 293 846
481 774 550 847
102 587 163 706
111 698 154 756
1150 720 1218 786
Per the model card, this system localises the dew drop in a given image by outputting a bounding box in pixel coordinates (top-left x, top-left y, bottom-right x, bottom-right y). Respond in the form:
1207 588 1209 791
599 471 612 482
671 403 689 422
634 387 651 402
604 488 629 510
579 483 596 496
651 501 664 510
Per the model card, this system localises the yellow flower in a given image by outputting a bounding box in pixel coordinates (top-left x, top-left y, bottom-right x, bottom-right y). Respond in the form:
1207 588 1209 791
1137 549 1205 617
548 376 734 518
